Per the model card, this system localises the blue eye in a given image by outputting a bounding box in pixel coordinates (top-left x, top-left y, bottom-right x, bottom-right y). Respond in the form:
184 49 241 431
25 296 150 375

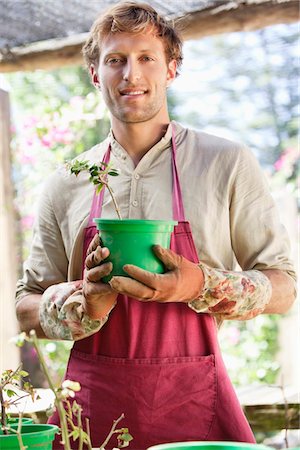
107 58 122 65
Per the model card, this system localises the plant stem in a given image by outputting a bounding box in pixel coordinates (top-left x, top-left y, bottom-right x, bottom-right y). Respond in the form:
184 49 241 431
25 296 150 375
106 184 122 220
0 386 8 434
99 413 124 450
85 418 92 450
1 365 23 389
29 330 71 450
16 415 26 450
4 424 26 450
77 408 83 450
99 175 122 220
9 394 31 406
16 431 26 450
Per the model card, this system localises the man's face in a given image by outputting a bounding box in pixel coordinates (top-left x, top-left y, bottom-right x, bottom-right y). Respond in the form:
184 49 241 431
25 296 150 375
94 29 177 124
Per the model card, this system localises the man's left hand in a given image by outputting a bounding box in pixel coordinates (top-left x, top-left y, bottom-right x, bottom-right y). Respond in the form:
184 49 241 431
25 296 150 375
109 245 204 303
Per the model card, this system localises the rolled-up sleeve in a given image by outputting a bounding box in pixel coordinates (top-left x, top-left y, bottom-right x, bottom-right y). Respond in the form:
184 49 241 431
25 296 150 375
229 146 296 282
16 174 69 303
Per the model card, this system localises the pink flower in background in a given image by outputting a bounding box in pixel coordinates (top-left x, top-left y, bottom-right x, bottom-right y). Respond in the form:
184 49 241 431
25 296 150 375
53 111 60 121
24 116 39 129
38 125 74 148
227 326 241 345
25 138 34 147
274 146 298 172
52 126 74 144
41 134 52 148
20 153 36 164
274 157 284 171
21 214 35 230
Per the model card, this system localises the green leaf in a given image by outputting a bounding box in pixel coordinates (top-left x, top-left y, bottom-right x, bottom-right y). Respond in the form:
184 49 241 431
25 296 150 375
80 431 90 444
118 432 133 442
5 389 17 398
12 332 27 347
89 167 99 177
68 159 90 177
19 370 29 378
69 429 80 441
71 401 82 414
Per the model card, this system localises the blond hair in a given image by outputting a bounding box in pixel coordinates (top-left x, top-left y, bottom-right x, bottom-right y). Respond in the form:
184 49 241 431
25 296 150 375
82 1 183 76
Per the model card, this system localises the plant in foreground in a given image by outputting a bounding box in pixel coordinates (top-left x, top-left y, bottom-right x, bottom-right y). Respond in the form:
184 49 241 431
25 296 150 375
0 364 37 450
67 159 122 219
0 365 35 434
15 331 133 450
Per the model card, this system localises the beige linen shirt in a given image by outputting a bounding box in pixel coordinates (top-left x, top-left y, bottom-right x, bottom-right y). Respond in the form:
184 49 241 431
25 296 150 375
16 121 296 300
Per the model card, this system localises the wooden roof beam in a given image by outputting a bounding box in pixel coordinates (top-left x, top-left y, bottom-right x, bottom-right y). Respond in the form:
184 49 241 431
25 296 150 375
0 34 89 73
0 0 299 73
180 0 299 40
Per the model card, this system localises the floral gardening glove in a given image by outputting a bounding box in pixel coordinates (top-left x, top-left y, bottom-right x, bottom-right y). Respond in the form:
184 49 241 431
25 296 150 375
189 263 272 320
39 280 105 341
39 234 117 341
109 245 272 320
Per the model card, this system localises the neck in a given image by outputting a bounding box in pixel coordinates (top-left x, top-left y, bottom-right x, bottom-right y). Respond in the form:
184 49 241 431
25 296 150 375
111 119 171 166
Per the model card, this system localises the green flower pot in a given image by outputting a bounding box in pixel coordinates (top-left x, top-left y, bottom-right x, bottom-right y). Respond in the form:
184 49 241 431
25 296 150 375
0 424 58 450
94 219 177 282
5 418 34 426
147 443 273 450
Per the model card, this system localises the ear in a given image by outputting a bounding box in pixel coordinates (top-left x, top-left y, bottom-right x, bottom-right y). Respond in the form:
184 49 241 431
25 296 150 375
166 59 177 87
90 64 101 90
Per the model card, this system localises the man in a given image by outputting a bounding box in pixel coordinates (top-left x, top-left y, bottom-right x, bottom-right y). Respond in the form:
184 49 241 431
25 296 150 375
16 2 296 449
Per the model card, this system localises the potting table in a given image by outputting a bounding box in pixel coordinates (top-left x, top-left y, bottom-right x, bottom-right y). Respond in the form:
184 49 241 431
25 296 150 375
236 384 299 431
7 385 299 431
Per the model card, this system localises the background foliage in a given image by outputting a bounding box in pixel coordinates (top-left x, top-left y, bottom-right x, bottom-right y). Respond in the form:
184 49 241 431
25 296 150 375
5 23 299 388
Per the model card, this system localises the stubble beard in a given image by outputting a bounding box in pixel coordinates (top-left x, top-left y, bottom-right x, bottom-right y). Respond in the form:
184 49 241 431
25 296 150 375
114 107 160 124
107 90 166 124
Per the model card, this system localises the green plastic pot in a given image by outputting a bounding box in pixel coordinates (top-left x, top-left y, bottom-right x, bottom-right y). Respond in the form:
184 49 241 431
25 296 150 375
94 219 177 282
5 418 34 426
147 443 273 450
0 424 58 450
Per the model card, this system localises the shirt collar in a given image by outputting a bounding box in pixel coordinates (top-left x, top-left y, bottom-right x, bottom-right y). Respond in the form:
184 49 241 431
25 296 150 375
108 122 174 159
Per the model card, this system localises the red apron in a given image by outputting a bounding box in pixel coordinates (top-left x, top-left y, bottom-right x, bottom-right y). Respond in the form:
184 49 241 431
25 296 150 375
50 129 255 449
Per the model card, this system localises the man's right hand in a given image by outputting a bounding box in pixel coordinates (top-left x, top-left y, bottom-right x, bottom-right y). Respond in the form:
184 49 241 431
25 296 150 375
82 234 118 320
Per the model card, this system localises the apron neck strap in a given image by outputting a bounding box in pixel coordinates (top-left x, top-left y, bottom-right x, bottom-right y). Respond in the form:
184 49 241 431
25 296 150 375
87 124 186 225
171 125 186 222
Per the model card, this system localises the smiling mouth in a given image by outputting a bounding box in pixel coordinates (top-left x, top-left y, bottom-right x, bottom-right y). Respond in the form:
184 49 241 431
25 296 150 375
119 90 148 96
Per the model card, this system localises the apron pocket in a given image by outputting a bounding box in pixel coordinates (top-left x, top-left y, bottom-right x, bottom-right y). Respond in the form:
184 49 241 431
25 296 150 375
150 354 216 442
72 352 216 449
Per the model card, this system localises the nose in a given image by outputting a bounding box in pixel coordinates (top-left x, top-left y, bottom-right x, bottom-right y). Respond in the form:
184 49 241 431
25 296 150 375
122 58 141 82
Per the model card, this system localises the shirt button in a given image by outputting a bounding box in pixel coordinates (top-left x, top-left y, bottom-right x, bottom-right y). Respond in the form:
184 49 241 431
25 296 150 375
134 173 140 180
132 200 138 207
